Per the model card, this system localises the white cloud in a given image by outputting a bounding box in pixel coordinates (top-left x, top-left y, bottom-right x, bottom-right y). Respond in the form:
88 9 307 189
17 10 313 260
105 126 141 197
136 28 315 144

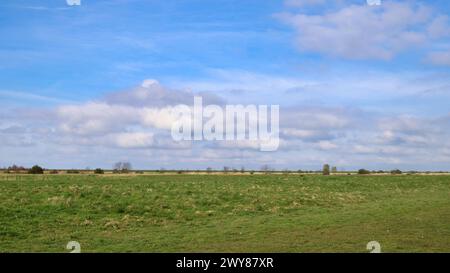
0 90 74 104
105 79 224 107
316 140 338 150
285 0 327 7
57 102 140 135
170 69 316 94
282 128 332 141
426 51 450 66
140 107 180 130
113 132 154 149
3 78 450 170
218 140 263 150
427 15 450 38
141 79 159 88
277 1 446 60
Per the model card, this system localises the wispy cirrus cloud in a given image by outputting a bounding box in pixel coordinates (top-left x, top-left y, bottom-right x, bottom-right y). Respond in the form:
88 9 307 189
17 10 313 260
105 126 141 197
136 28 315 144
0 90 75 105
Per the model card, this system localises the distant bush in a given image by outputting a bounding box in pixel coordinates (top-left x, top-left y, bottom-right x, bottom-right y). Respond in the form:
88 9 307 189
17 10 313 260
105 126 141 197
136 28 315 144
28 165 44 174
49 170 59 174
358 169 371 175
94 168 104 174
7 164 26 173
391 169 402 175
67 170 80 174
135 170 144 174
322 164 330 176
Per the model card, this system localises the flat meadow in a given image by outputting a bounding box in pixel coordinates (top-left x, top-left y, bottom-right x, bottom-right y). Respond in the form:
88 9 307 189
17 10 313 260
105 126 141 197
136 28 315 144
0 173 449 252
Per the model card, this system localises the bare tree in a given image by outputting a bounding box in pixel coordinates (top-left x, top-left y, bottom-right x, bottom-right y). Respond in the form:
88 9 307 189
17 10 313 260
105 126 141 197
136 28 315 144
113 162 132 173
122 162 132 173
261 164 271 174
113 162 122 172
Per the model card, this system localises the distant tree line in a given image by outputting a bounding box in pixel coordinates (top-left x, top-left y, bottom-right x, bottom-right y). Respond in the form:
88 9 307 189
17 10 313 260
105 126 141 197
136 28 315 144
0 163 444 176
113 162 132 173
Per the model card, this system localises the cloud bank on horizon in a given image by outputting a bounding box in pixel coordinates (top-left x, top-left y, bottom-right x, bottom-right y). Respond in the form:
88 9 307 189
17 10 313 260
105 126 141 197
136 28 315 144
1 0 450 170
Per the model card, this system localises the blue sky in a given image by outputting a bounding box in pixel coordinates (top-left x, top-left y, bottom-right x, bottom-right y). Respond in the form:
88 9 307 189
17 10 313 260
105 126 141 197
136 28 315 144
1 0 450 170
1 0 294 101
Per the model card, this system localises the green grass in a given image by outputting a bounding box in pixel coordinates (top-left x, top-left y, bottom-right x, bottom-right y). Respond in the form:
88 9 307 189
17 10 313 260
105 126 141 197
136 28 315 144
0 174 449 252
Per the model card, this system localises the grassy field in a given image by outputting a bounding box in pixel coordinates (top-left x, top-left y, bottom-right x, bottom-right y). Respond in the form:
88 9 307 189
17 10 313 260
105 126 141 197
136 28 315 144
0 174 449 252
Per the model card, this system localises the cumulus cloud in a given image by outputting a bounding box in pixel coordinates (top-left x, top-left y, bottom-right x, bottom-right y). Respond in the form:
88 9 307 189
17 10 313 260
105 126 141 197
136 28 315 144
112 132 154 149
52 80 207 150
57 103 140 135
2 78 450 170
277 1 449 60
282 129 333 141
105 79 224 107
